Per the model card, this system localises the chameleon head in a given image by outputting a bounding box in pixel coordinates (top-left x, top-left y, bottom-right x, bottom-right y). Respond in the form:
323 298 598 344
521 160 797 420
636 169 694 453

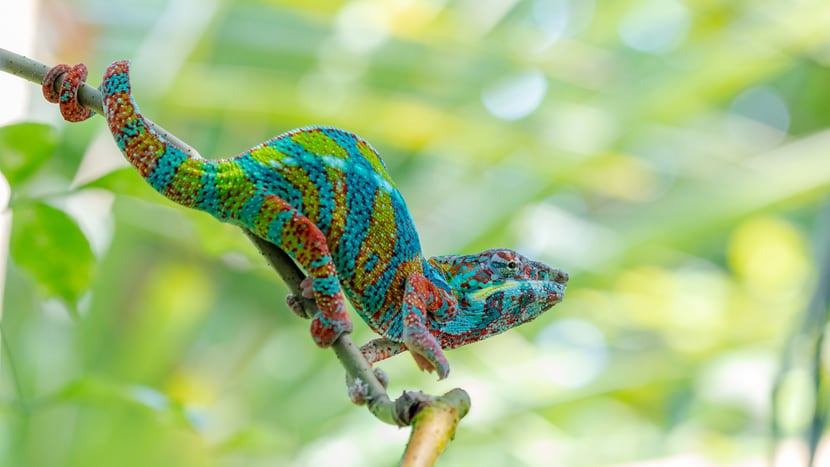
427 248 568 346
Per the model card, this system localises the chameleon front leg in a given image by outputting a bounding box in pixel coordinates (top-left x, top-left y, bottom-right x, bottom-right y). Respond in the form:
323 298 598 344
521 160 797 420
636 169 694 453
401 273 451 379
347 281 450 404
344 294 448 405
356 275 450 379
255 194 352 347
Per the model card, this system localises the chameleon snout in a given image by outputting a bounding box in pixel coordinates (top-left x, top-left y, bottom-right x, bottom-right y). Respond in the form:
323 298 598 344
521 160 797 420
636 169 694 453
536 263 568 284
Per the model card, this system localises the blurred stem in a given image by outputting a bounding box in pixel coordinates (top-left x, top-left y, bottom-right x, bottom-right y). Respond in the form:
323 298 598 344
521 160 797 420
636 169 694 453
0 48 470 435
0 322 29 414
1 321 29 467
772 197 830 464
806 199 830 464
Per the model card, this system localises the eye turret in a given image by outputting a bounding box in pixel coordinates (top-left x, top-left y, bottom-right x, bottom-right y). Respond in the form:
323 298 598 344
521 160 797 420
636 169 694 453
490 254 520 278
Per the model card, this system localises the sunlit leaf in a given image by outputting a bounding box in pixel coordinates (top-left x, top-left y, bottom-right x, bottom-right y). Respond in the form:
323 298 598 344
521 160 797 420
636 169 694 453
10 201 95 304
0 123 58 185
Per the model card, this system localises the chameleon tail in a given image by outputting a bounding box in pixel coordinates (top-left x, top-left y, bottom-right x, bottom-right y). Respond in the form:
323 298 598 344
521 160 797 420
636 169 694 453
41 63 94 122
99 60 206 208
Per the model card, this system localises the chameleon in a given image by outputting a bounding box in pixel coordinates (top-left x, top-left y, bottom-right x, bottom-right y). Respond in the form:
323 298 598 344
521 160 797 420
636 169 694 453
42 61 568 385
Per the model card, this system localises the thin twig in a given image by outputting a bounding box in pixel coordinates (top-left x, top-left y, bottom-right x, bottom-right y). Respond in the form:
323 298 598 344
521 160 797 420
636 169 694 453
0 48 199 159
0 322 29 414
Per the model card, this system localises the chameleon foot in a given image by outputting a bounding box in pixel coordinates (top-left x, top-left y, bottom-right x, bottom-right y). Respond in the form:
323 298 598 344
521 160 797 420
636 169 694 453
348 377 370 405
285 294 310 319
374 366 390 388
409 348 450 380
405 330 450 380
347 367 389 405
299 276 314 298
310 310 352 347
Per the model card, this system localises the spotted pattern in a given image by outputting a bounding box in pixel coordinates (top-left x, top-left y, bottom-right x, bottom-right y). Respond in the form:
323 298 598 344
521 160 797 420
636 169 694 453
44 60 570 380
41 63 93 122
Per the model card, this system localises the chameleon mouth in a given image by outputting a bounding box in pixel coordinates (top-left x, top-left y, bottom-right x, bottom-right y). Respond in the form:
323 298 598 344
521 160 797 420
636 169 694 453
467 280 567 309
514 281 566 322
527 277 567 308
467 281 519 302
538 280 566 304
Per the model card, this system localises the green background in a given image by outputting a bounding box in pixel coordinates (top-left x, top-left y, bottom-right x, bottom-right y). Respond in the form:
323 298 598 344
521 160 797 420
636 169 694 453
2 0 830 465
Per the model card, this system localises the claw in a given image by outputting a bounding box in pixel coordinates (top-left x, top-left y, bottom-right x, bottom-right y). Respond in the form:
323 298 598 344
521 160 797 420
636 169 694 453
348 377 370 405
373 367 389 388
410 349 450 380
346 367 389 405
285 294 309 319
300 276 314 298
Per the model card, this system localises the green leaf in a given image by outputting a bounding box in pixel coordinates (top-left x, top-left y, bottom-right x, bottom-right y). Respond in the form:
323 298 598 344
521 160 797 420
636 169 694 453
10 201 95 304
0 123 59 185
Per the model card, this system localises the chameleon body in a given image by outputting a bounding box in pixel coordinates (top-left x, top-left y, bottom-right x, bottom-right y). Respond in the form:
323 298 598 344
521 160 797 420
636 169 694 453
44 61 568 380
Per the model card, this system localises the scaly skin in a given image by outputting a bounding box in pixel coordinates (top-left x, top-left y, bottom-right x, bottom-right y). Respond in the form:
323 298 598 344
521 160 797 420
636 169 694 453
44 60 569 382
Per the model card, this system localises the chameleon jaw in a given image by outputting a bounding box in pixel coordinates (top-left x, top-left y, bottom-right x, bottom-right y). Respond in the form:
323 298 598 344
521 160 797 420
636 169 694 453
467 279 567 307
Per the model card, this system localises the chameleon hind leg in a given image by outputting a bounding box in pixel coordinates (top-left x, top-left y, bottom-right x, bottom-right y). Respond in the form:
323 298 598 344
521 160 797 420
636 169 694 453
256 194 352 347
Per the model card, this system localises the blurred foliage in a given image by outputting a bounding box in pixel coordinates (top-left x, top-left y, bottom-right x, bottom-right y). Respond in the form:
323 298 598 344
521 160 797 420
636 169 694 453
3 0 830 466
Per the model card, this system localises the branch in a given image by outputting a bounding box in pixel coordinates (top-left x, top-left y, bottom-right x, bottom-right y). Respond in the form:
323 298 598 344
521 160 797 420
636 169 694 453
0 48 470 436
401 388 471 467
0 48 199 159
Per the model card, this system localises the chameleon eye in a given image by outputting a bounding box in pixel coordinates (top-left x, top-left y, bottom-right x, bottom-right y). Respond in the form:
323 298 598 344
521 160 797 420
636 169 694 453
496 259 519 278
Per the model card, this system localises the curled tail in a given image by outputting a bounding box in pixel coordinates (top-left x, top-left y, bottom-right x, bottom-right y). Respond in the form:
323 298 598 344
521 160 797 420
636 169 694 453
99 60 206 208
43 60 210 210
